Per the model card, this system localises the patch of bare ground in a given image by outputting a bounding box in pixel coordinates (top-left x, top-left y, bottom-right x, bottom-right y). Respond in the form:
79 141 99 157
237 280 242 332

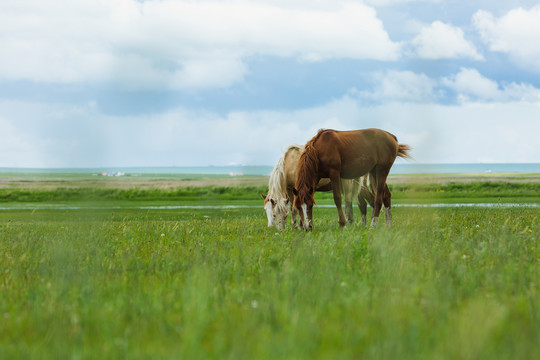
387 173 540 185
0 175 270 190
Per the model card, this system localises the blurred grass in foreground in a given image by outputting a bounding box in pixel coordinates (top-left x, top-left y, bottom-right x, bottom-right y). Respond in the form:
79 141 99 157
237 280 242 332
0 206 538 359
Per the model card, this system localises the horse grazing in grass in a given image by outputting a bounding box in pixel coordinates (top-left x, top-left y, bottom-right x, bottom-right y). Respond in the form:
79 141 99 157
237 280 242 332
262 144 377 229
293 128 411 230
262 144 308 229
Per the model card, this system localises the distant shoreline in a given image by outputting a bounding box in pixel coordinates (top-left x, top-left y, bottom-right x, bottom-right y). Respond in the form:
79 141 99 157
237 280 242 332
1 163 540 175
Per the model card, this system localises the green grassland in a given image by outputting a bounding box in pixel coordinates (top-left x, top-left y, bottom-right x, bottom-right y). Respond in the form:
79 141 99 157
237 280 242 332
0 173 539 359
1 179 540 206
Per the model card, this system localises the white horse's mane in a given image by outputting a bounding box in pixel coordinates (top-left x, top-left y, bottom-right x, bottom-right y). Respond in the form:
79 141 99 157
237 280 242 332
267 144 303 213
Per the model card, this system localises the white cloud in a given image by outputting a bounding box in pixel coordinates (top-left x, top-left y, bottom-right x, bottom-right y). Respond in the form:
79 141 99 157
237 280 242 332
443 68 540 103
353 68 540 105
0 0 400 90
364 0 442 5
442 68 499 100
412 21 483 60
501 82 540 102
474 6 540 71
2 94 540 167
353 70 437 102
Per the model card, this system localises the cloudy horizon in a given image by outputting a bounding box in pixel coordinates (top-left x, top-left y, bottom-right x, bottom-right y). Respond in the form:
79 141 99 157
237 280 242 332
1 0 540 168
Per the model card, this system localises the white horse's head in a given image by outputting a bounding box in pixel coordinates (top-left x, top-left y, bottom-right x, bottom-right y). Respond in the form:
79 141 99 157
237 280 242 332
261 193 289 229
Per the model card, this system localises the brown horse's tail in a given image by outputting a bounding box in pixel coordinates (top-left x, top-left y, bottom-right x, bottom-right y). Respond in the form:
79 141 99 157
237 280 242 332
397 144 412 159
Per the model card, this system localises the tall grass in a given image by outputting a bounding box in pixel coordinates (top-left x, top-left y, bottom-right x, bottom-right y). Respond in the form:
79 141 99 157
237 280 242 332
0 206 538 359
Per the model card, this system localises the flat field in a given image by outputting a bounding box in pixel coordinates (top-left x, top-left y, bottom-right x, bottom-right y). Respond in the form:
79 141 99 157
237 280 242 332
0 173 538 359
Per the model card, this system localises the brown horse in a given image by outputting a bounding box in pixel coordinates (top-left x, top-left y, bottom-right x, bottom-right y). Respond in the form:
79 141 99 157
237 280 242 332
262 144 378 229
293 128 410 230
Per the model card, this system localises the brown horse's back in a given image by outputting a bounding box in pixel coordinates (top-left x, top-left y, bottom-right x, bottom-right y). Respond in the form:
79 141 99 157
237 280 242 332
313 129 400 179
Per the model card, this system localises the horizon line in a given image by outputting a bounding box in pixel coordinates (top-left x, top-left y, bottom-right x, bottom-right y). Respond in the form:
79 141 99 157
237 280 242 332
1 162 540 170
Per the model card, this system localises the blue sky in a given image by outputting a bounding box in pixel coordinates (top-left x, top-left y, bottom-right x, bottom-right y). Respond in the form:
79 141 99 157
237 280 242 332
1 0 539 167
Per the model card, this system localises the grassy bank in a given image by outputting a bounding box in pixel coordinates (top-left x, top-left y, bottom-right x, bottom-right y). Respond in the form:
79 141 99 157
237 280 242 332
0 181 539 204
0 206 538 359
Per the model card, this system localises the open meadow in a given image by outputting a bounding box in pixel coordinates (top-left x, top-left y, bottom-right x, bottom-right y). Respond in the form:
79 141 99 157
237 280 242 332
0 172 539 359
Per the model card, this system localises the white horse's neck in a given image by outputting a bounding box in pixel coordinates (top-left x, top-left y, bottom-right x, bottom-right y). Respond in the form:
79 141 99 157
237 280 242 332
268 155 286 198
268 144 301 198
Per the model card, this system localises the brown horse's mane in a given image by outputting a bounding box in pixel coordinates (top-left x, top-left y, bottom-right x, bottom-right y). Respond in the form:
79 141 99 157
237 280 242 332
296 130 328 203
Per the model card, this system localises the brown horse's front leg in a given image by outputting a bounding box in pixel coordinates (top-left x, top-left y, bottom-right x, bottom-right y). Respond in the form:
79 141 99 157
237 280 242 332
330 172 346 227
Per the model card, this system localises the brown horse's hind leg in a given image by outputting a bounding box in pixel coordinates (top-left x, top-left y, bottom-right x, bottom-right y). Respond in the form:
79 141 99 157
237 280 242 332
383 183 392 226
371 166 391 227
330 170 347 227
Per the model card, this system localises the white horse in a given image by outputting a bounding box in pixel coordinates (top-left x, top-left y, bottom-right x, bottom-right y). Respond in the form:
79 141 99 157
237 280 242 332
262 145 377 229
342 173 378 226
